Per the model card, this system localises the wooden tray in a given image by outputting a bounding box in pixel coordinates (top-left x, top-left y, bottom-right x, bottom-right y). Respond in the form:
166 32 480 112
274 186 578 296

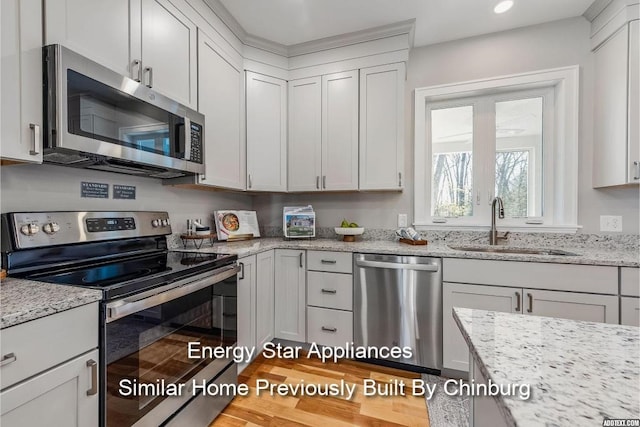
399 238 428 246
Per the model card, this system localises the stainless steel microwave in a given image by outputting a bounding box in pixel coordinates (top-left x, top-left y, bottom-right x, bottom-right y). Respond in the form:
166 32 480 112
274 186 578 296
43 44 204 178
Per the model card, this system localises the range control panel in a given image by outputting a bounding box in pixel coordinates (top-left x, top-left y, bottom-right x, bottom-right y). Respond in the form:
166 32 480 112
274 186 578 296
86 217 136 233
3 211 172 250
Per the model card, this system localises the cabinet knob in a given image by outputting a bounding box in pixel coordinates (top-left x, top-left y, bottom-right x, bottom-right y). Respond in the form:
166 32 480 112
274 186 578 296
0 353 17 367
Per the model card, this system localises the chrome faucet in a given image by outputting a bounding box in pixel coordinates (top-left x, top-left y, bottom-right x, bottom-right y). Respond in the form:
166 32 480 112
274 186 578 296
490 197 509 245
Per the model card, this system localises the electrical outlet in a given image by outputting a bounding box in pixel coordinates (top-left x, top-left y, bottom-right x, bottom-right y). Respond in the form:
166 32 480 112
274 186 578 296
398 214 408 228
600 215 623 232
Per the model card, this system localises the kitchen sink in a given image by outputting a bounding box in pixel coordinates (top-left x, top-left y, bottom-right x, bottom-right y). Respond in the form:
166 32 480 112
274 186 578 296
448 245 579 256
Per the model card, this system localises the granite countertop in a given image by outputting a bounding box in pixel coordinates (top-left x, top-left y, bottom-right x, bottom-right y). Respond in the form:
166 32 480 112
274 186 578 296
174 237 640 267
453 307 640 426
0 278 102 329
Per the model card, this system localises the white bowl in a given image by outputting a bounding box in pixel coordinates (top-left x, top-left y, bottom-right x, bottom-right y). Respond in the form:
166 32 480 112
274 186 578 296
334 227 365 236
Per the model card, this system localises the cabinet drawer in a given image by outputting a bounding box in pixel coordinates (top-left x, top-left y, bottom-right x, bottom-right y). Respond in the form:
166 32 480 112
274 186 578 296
307 307 352 347
443 259 617 295
1 302 98 390
621 268 640 297
307 251 352 273
621 297 640 326
307 271 353 310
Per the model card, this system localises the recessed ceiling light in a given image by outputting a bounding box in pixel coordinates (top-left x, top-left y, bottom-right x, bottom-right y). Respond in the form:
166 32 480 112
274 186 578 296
494 0 514 14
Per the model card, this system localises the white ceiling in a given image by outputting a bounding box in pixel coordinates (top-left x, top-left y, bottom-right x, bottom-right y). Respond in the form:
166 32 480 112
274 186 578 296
218 0 593 48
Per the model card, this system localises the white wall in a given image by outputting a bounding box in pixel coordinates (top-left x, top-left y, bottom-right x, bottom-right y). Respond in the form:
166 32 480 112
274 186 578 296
0 164 252 234
255 16 640 234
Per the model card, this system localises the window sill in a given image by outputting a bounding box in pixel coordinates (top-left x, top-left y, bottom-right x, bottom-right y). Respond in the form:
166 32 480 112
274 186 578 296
413 223 582 234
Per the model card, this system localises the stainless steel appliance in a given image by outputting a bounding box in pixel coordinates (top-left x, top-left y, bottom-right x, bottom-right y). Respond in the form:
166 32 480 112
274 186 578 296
1 212 238 427
43 45 205 178
353 253 442 372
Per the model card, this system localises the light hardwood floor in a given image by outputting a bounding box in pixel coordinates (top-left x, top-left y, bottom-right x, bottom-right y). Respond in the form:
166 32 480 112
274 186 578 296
210 352 430 426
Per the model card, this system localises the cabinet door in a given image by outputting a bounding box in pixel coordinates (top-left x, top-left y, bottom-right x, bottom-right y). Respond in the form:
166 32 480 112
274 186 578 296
140 0 197 108
246 72 287 191
1 349 99 427
524 289 618 324
288 77 322 192
197 30 245 190
1 0 43 163
628 20 639 183
443 283 519 372
44 0 138 78
237 256 256 373
274 250 306 342
322 70 359 190
621 297 640 327
593 24 630 187
255 250 275 349
359 63 405 190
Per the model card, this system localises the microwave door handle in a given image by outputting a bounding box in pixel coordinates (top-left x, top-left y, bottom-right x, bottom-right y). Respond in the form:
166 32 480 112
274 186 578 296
183 117 191 161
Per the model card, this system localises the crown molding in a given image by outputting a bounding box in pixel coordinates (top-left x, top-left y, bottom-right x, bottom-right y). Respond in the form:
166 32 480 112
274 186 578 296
201 0 414 59
584 0 614 21
286 19 415 57
244 34 290 57
203 0 248 40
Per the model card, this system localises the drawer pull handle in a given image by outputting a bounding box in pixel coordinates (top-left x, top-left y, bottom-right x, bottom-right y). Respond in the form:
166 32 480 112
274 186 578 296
321 260 337 264
0 353 17 367
86 359 98 396
299 252 304 268
321 288 337 294
527 293 533 313
238 262 245 280
321 326 337 333
515 291 521 312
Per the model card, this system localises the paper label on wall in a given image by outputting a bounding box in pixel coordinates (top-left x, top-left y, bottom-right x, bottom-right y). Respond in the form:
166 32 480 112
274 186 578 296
81 182 109 198
113 185 136 200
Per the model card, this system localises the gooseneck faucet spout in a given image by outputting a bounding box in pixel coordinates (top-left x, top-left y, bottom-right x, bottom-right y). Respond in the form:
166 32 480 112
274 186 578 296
490 197 508 245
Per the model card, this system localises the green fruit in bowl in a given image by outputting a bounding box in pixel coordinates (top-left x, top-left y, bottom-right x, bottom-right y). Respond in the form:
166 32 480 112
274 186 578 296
349 222 359 228
340 219 349 228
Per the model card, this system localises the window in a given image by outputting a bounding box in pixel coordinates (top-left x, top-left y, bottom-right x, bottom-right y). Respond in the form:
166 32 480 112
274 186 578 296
414 67 580 232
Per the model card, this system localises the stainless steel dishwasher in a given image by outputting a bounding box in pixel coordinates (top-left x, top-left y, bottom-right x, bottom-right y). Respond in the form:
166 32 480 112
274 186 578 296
354 253 442 372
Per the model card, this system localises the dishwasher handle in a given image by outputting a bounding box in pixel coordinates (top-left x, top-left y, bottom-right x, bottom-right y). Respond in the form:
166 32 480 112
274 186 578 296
355 259 439 272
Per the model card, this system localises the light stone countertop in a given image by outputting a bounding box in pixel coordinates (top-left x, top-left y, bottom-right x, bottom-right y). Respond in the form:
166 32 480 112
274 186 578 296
174 237 640 267
0 278 102 329
452 307 640 426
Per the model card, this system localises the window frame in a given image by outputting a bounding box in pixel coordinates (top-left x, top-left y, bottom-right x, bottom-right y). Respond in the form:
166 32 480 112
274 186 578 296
414 66 580 233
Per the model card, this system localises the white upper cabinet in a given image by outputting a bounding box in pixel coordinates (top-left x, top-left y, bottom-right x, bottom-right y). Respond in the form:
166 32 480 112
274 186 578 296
45 0 197 109
288 77 322 192
1 0 43 163
45 0 137 78
140 0 197 108
322 70 359 191
246 71 287 192
592 19 640 187
197 30 245 190
359 63 405 190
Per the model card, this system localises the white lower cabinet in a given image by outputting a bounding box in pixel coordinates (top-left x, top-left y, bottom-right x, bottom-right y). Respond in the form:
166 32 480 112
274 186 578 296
0 302 99 426
255 251 275 349
621 297 640 327
1 349 99 427
237 251 275 373
443 281 619 373
305 251 354 348
237 254 256 373
274 250 306 342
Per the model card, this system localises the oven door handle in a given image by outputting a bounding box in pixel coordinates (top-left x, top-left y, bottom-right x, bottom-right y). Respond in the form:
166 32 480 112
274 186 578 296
106 264 239 323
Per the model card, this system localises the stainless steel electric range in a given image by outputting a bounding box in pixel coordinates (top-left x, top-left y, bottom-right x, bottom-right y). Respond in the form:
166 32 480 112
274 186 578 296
1 211 239 427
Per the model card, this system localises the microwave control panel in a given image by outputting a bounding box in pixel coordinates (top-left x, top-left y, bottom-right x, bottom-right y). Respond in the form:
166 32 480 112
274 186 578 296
190 123 203 164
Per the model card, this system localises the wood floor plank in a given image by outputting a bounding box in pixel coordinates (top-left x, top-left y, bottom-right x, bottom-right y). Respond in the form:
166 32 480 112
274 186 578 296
210 352 430 427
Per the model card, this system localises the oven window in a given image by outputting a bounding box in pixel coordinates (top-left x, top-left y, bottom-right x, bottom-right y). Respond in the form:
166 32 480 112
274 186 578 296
66 69 183 158
105 282 236 426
